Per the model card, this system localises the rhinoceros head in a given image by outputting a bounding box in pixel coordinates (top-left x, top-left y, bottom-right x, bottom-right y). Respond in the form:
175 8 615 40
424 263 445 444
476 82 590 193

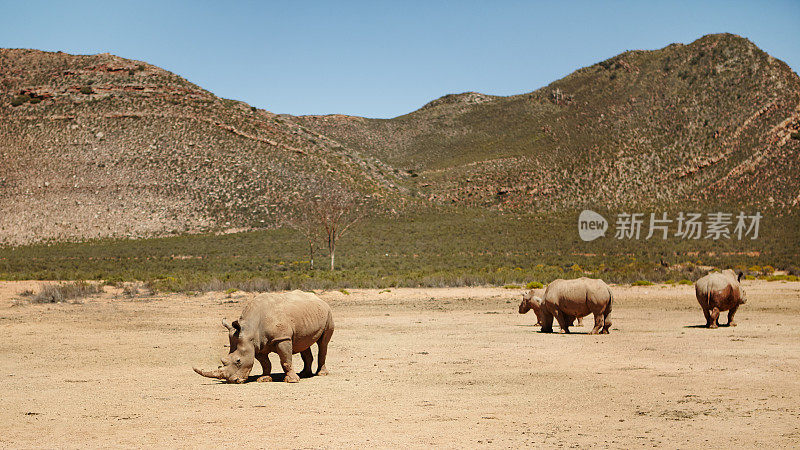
519 291 544 325
193 319 255 383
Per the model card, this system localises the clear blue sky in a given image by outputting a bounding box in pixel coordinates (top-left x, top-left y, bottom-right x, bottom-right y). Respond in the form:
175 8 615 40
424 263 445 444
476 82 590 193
1 0 798 118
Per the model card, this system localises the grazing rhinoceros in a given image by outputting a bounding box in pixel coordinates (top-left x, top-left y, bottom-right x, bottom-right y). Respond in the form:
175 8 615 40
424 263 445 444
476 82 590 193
194 290 334 383
695 269 746 328
518 277 612 334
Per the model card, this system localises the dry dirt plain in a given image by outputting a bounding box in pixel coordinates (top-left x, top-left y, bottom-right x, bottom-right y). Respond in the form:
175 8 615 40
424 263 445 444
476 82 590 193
1 280 799 448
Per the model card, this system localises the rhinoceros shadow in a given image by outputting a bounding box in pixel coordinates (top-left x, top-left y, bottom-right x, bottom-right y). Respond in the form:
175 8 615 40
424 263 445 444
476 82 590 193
244 372 320 383
683 324 734 329
515 325 591 334
199 372 319 384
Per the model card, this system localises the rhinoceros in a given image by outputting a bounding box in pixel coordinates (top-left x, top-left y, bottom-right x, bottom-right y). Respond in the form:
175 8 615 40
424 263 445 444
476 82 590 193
193 290 334 383
695 269 746 328
518 277 613 334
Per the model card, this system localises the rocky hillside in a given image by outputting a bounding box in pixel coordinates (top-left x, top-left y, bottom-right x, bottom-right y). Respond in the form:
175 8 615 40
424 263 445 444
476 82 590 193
0 50 402 245
1 33 798 246
298 33 800 211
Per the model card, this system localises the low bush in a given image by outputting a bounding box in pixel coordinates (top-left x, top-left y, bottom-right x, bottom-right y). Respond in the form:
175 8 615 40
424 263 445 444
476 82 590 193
632 280 654 286
10 95 28 106
766 274 800 282
525 281 544 289
121 282 153 298
32 281 101 303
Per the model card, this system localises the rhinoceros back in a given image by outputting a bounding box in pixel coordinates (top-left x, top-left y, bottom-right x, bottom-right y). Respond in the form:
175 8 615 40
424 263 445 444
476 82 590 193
250 291 333 351
545 277 611 316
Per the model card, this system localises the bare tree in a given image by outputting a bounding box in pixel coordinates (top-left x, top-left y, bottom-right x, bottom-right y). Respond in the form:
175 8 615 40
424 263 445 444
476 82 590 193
310 186 366 271
285 181 368 271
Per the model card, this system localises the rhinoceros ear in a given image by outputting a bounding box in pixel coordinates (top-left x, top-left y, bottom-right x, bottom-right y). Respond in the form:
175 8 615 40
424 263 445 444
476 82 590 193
222 319 241 335
737 271 744 283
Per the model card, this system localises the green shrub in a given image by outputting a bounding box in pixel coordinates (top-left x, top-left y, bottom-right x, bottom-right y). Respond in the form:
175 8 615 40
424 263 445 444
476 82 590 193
10 95 28 106
503 284 521 289
632 280 654 286
677 279 693 285
525 281 544 289
766 275 800 282
339 289 350 295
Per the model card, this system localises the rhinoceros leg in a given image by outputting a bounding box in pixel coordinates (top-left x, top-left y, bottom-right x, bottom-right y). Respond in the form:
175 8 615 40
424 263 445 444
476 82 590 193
298 349 314 378
554 310 570 334
540 310 554 333
709 307 720 329
727 304 739 327
316 326 333 376
601 313 612 334
589 313 605 334
702 306 713 327
276 340 300 383
256 355 272 382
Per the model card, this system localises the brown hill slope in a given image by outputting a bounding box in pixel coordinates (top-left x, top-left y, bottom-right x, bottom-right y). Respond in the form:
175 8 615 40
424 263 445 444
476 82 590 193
1 33 798 246
0 50 402 245
297 33 800 211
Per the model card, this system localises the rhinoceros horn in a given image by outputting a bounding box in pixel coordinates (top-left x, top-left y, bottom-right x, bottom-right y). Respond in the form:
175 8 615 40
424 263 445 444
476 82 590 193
193 367 225 379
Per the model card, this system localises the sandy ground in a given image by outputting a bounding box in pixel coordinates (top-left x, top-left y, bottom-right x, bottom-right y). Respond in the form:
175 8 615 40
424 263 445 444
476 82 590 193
1 281 799 448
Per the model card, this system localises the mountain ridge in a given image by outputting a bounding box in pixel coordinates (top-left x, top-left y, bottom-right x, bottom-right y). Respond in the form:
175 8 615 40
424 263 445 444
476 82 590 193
296 33 800 211
1 33 799 246
0 48 405 245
